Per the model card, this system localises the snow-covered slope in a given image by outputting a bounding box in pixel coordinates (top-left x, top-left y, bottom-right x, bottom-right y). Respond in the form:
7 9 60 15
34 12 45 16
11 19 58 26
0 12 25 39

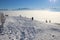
0 16 60 40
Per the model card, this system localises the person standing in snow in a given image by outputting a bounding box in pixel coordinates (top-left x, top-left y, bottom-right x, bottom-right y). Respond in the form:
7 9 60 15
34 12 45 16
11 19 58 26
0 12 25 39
46 20 48 23
49 20 51 23
32 17 34 21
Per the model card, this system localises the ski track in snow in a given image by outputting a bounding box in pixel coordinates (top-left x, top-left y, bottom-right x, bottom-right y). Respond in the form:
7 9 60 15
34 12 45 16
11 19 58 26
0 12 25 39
0 16 60 40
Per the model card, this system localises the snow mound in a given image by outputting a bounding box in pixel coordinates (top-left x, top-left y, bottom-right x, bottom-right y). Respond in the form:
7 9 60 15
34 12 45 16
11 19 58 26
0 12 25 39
0 16 60 40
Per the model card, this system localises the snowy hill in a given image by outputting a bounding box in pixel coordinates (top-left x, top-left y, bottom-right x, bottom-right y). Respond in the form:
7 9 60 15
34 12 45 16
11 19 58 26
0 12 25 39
0 16 60 40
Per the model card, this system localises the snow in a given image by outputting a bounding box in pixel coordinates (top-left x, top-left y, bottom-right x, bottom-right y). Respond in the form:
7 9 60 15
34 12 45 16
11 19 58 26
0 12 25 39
0 16 60 40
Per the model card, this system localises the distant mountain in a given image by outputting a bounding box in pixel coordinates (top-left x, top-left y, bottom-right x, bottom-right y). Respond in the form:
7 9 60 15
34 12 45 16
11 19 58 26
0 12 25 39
0 8 60 12
0 9 8 11
0 8 31 11
18 8 30 10
12 8 31 10
49 8 60 12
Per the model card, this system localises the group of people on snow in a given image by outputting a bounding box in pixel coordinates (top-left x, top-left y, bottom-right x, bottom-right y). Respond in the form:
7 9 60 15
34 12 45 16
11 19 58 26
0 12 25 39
46 20 51 23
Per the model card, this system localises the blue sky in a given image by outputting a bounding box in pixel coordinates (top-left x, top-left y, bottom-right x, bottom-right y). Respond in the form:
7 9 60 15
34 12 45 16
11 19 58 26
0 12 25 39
0 0 60 10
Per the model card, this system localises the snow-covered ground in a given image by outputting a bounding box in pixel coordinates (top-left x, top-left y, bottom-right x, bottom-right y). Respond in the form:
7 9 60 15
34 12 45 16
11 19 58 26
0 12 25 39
0 16 60 40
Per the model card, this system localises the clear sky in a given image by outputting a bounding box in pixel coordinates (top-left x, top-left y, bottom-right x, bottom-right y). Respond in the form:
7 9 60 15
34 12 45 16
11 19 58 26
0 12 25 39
0 0 60 9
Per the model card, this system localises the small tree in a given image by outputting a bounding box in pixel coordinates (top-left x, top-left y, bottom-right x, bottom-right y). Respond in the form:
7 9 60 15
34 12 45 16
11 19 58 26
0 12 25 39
1 13 5 26
0 13 5 34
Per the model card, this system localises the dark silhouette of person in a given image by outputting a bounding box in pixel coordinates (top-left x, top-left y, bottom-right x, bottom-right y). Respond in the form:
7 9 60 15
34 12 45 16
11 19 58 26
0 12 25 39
49 20 51 23
46 20 48 23
32 17 34 20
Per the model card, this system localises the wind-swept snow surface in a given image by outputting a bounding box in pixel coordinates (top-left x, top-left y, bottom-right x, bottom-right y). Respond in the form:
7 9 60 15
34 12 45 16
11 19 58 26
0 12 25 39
0 16 60 40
